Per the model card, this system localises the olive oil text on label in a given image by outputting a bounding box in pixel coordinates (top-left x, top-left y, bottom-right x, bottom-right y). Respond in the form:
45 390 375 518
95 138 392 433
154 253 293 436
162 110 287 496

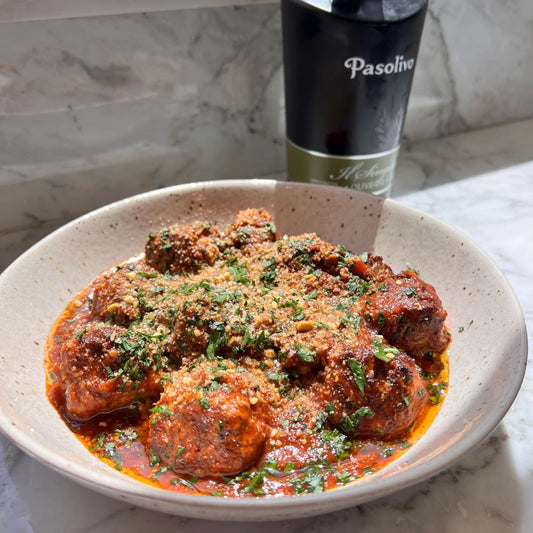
344 55 415 79
328 161 396 192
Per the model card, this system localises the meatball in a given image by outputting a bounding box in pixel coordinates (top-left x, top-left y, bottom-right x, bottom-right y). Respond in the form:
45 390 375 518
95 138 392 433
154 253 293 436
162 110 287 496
356 350 429 437
363 270 450 374
275 233 372 285
148 379 268 477
357 253 394 283
57 322 162 421
223 208 277 251
276 233 334 274
89 261 159 326
316 324 429 438
145 221 221 274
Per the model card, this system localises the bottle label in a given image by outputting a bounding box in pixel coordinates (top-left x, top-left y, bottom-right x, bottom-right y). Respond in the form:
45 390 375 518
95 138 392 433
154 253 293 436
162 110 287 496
286 140 400 196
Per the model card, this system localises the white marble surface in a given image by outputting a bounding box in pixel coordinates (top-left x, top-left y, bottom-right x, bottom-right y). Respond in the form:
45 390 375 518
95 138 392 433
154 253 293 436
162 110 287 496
0 119 532 532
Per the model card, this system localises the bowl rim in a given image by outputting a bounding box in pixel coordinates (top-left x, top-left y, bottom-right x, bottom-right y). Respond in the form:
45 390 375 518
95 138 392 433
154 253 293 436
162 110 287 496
0 179 528 518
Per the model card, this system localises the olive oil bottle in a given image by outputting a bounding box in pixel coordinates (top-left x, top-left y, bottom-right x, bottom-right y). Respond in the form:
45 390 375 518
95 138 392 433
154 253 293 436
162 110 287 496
281 0 428 196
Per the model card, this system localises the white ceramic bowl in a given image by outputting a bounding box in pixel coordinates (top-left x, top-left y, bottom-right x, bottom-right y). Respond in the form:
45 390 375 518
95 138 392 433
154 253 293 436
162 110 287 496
0 180 527 521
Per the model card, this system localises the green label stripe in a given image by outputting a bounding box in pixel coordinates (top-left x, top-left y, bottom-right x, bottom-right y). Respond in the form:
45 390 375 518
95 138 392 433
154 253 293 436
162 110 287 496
286 140 399 195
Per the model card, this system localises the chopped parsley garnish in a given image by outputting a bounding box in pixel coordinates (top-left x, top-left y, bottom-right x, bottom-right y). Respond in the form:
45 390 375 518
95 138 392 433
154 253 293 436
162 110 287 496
228 262 250 284
259 267 277 288
403 285 419 299
293 342 317 363
347 358 366 394
340 311 361 332
426 381 447 404
149 405 173 417
241 470 267 495
346 278 372 301
263 221 277 235
290 465 325 494
280 299 306 320
320 428 353 459
206 320 227 360
372 338 400 362
159 229 172 250
340 406 375 434
136 271 158 279
198 397 210 409
377 310 386 330
336 471 353 485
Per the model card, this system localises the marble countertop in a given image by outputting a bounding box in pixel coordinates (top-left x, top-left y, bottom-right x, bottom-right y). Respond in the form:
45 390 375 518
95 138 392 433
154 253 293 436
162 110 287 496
1 119 532 532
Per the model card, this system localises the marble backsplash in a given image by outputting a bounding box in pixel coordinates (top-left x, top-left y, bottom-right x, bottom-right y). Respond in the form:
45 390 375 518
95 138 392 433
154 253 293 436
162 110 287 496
0 0 532 272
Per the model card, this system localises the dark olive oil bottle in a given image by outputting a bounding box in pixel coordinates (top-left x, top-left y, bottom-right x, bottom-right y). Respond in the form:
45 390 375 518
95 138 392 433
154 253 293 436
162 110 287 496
281 0 428 196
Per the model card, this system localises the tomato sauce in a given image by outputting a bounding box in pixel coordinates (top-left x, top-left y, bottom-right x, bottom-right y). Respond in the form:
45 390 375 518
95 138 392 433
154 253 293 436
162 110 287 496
45 210 450 498
45 287 448 497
